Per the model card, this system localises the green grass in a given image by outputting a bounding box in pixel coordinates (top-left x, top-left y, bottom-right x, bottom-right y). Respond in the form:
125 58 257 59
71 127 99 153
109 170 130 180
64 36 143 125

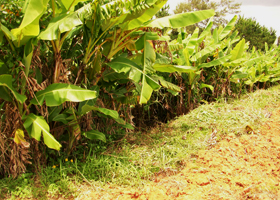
1 85 280 199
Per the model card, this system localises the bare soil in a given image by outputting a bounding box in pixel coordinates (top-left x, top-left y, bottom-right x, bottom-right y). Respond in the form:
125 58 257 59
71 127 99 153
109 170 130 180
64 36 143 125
76 106 280 200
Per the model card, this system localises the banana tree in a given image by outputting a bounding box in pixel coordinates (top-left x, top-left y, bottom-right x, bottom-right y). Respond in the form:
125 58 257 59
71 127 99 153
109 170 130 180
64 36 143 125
0 73 100 150
0 0 107 151
1 0 215 152
232 41 280 91
71 1 215 116
167 15 245 104
103 9 215 105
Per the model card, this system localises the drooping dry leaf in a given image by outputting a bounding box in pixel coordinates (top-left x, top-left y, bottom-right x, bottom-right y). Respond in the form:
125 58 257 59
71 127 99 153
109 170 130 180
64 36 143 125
14 129 30 148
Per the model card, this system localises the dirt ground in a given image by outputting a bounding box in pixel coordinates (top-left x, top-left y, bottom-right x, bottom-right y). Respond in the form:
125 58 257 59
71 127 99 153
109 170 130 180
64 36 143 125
76 107 280 200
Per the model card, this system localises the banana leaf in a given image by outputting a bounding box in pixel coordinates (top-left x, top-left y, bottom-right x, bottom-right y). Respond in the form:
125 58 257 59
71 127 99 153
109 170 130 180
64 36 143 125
190 43 220 62
30 83 97 106
140 36 160 104
14 129 30 148
83 130 106 142
219 15 237 41
107 56 160 104
186 28 199 55
198 55 231 69
0 23 16 43
23 113 62 150
125 0 167 30
11 0 49 46
39 12 82 40
0 74 27 103
200 83 214 92
230 39 246 61
145 9 215 29
197 18 213 44
152 75 181 94
153 64 197 73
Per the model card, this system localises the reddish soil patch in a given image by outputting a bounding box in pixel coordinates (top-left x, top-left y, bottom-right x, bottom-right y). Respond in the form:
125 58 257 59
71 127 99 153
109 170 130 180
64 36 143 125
77 107 280 200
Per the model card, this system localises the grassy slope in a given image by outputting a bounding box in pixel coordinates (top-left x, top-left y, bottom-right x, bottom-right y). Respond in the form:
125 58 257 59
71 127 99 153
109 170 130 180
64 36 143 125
1 85 280 199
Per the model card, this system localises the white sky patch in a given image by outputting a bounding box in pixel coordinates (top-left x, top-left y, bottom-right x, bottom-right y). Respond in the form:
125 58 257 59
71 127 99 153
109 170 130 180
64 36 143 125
227 5 280 36
235 0 280 6
166 0 280 36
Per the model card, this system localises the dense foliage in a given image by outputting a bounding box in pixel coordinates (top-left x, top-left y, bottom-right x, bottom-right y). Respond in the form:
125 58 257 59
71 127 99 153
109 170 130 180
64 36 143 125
0 0 279 179
234 16 277 51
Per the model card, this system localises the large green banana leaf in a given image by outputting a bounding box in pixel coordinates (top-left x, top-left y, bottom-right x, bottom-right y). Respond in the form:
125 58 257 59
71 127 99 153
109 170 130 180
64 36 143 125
200 83 214 92
0 23 16 43
218 15 237 41
223 58 247 67
198 55 231 69
0 75 27 103
79 105 125 124
125 0 167 30
152 75 181 94
145 9 215 29
30 83 97 106
39 13 82 40
106 57 142 82
197 18 213 44
212 28 219 44
23 113 61 150
83 130 106 142
99 0 165 31
153 64 197 73
140 34 160 104
11 0 49 46
231 72 248 80
80 105 117 117
186 28 199 56
52 114 69 124
230 39 246 61
107 57 160 104
229 30 240 44
168 43 184 52
190 43 221 62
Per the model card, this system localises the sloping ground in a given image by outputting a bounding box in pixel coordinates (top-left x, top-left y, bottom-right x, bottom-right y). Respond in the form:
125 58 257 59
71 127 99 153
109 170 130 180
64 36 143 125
76 106 280 199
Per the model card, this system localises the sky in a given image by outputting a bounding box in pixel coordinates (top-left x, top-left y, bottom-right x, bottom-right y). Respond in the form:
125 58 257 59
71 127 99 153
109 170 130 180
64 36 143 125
166 0 280 36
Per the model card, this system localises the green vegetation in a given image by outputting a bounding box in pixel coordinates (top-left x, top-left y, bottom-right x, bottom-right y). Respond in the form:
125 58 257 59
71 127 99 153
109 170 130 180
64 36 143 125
1 85 280 199
234 16 277 51
0 0 280 199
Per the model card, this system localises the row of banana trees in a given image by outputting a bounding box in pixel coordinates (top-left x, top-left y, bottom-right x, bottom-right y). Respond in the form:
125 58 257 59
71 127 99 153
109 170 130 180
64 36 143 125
134 16 279 124
157 15 280 116
0 0 217 176
0 0 279 177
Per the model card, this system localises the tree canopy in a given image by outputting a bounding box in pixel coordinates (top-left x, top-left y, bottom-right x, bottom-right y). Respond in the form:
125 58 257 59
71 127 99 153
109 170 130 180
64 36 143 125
174 0 241 33
234 16 277 51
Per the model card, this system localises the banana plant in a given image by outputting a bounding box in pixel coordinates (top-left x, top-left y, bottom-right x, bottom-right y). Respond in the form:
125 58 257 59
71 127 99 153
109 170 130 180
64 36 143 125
1 0 215 152
79 0 164 84
0 74 99 150
1 20 107 151
104 9 215 104
232 41 280 91
167 15 245 105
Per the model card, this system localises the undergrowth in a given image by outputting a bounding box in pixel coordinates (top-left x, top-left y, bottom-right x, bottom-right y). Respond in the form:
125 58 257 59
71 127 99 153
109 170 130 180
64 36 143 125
1 85 280 199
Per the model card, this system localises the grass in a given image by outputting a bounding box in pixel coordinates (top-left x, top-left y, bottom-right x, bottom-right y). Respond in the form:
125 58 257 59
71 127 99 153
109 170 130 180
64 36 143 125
1 85 280 199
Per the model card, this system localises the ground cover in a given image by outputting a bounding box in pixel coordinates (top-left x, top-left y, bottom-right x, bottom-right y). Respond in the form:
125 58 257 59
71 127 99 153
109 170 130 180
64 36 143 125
1 85 280 199
75 86 280 200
